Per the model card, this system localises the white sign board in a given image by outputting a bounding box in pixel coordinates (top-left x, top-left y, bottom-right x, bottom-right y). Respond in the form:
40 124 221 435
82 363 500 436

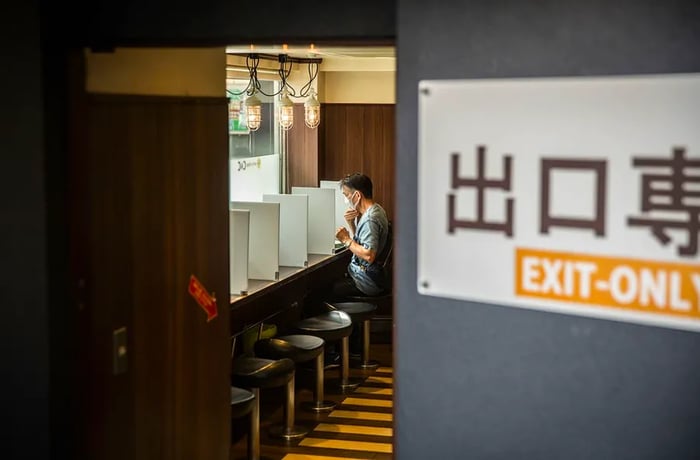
230 154 280 202
418 74 700 333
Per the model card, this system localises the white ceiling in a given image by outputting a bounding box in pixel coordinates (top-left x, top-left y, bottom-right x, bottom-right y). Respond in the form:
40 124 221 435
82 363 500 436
225 45 395 60
225 45 395 72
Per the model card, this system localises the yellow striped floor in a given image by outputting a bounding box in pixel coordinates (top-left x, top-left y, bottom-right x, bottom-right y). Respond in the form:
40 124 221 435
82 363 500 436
282 367 394 460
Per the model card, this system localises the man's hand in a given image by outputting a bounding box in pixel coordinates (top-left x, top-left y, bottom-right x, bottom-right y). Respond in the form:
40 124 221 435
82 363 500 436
344 208 359 223
335 227 351 245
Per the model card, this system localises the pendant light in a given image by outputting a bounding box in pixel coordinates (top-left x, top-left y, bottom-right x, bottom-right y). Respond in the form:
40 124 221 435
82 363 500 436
278 89 294 131
243 91 262 131
230 52 323 132
304 88 320 129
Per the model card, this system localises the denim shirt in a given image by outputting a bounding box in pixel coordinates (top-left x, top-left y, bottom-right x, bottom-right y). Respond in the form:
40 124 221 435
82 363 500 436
348 204 389 295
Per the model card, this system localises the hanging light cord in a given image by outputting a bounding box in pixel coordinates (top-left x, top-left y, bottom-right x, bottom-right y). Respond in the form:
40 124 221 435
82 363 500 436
226 54 319 99
225 55 283 97
226 55 256 97
297 62 319 98
271 57 294 97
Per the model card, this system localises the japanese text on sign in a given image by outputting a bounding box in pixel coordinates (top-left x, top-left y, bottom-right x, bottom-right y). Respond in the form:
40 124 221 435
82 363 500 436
418 74 700 332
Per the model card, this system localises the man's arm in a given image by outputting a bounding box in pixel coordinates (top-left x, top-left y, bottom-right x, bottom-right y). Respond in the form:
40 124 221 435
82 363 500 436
345 240 376 264
335 223 377 264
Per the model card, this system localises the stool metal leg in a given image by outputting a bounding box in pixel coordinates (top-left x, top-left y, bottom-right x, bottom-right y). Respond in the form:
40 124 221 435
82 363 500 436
338 336 361 392
355 319 379 370
269 373 309 440
301 350 335 412
341 336 349 381
285 377 294 428
249 388 260 460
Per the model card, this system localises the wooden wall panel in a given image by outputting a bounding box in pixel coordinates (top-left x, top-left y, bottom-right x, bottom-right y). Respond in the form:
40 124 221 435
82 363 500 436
320 104 395 221
379 104 396 220
84 98 136 460
287 104 319 189
321 103 349 182
78 95 230 460
344 105 365 173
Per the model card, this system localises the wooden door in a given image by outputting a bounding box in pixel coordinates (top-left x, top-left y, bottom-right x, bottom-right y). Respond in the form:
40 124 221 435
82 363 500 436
70 87 230 459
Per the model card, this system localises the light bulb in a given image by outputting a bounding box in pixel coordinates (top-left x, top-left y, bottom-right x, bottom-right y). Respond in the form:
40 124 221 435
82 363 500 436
243 93 262 131
304 90 320 129
278 90 294 131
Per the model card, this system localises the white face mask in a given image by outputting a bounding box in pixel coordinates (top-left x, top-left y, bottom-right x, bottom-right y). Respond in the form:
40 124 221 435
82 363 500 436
344 191 359 209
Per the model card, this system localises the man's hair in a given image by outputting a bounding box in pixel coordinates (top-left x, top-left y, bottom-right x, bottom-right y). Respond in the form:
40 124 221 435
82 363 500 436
341 173 373 199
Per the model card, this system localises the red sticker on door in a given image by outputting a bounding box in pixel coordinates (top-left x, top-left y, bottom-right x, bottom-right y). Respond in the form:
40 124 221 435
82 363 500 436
188 275 218 322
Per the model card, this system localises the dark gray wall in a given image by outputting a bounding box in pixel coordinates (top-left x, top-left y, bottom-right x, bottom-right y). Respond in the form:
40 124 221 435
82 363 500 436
396 1 700 459
68 0 395 46
1 1 49 458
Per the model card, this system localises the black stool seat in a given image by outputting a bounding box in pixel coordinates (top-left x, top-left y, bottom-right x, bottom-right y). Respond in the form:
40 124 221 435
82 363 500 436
295 311 353 342
295 310 360 393
230 386 256 419
329 302 377 322
256 334 336 413
232 355 308 441
326 301 380 371
230 384 260 458
344 292 392 302
232 357 295 389
255 335 324 363
343 292 392 315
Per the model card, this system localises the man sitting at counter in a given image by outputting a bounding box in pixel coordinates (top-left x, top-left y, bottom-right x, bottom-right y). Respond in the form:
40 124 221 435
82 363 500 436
313 173 388 362
333 173 390 298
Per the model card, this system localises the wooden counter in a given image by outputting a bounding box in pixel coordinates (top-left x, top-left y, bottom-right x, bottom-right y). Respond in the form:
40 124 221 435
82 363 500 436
230 249 351 336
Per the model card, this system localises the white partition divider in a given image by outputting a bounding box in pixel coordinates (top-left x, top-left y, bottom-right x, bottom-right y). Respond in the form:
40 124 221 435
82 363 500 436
231 201 280 281
291 187 336 255
320 179 348 232
230 154 280 202
229 209 250 295
262 194 309 268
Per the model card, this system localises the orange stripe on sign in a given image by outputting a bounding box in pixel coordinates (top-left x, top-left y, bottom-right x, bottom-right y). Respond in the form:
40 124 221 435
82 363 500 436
515 248 700 320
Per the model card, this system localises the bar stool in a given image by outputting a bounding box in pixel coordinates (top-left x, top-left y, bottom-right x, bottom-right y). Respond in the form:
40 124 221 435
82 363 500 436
294 310 361 392
232 356 309 441
230 386 258 460
255 334 336 413
325 301 379 370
